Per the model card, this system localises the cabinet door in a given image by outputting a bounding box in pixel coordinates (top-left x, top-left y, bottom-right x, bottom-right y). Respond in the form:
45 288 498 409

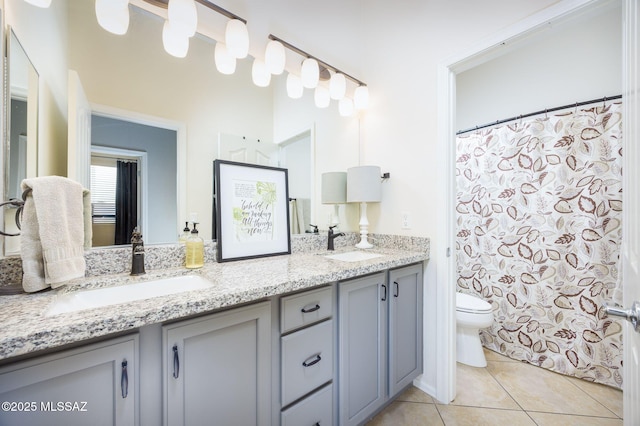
163 301 271 426
338 272 387 426
389 264 424 397
0 334 137 426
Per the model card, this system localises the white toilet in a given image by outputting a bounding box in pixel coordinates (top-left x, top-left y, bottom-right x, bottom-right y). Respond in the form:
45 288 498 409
456 292 494 367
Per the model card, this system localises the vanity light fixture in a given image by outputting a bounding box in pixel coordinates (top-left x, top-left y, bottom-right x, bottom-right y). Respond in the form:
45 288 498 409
95 0 130 35
347 166 382 249
329 73 347 100
354 85 370 110
226 19 250 59
215 42 236 75
286 73 304 99
314 85 331 108
339 97 355 117
301 57 320 89
138 0 248 64
162 19 189 58
167 0 197 37
252 58 271 87
265 39 286 75
267 34 368 112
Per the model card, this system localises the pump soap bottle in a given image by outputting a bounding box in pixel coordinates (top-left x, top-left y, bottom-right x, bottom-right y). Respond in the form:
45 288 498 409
185 222 204 269
179 222 190 244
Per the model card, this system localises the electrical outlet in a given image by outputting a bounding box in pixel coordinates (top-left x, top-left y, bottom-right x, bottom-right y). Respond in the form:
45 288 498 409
401 211 411 229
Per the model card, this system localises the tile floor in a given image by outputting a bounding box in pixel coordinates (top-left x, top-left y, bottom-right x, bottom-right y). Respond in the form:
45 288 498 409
367 348 623 426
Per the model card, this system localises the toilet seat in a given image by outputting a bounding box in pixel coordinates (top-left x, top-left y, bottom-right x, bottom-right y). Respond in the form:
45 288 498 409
456 292 492 313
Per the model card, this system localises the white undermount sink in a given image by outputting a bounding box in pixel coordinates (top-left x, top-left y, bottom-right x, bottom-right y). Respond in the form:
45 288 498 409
324 251 384 262
44 275 214 317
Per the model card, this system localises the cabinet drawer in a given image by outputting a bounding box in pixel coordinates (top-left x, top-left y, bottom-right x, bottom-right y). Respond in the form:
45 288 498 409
281 320 333 407
281 286 333 334
281 383 333 426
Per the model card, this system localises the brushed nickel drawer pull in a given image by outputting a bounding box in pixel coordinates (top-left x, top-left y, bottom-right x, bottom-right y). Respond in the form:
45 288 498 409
302 353 322 367
301 304 320 314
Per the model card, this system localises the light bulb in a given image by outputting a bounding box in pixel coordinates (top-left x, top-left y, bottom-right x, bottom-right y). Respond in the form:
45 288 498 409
24 0 52 7
225 19 249 59
354 85 369 110
329 73 346 100
314 86 330 108
286 73 303 99
168 0 197 37
162 19 189 58
265 40 285 75
214 42 236 75
95 0 130 35
301 58 319 89
339 97 354 117
252 59 271 87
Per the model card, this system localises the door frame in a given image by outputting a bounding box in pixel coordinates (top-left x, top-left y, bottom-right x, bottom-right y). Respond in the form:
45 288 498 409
434 0 621 403
91 103 187 234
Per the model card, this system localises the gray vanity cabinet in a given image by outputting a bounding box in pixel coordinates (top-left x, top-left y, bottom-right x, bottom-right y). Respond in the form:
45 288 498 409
338 271 388 426
0 334 138 426
162 301 271 426
338 264 423 426
388 263 423 396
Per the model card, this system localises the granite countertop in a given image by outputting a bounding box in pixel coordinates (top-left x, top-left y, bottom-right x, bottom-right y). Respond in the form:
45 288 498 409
0 242 428 362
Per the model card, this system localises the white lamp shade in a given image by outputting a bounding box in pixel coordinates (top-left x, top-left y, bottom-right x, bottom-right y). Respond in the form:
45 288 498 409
286 73 303 99
354 85 369 110
339 97 354 117
322 172 347 204
314 85 330 108
168 0 197 37
215 42 236 74
301 58 319 89
347 166 381 203
95 0 129 35
162 19 189 58
225 19 249 59
329 73 346 100
265 40 286 75
252 58 271 87
24 0 52 7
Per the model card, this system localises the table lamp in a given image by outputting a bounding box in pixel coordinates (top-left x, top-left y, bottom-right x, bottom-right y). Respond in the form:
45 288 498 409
321 172 347 228
347 166 381 249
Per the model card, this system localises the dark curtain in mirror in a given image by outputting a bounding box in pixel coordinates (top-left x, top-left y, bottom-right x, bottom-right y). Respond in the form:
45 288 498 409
115 160 138 244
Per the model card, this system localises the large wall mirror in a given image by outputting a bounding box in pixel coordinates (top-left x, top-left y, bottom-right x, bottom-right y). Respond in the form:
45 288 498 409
2 0 359 253
3 27 39 256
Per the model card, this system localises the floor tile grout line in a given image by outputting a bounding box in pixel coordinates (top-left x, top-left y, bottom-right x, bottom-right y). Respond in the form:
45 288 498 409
524 408 623 420
481 360 529 413
561 374 622 419
483 356 622 420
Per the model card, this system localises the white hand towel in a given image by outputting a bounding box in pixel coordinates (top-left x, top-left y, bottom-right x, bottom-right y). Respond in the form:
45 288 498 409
20 176 92 293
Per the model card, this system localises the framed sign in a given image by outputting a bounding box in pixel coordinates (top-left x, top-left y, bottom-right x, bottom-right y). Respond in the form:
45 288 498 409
213 160 291 262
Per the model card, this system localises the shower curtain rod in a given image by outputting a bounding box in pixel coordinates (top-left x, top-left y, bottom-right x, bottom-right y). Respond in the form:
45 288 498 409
456 94 622 135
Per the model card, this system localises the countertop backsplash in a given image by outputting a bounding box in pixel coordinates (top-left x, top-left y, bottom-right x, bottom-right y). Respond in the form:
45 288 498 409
0 233 429 288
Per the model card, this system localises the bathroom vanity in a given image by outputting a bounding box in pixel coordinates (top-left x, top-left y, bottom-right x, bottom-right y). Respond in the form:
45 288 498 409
0 235 428 425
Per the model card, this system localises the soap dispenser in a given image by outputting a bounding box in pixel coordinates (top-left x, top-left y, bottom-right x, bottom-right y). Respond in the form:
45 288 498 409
179 222 190 244
185 222 204 269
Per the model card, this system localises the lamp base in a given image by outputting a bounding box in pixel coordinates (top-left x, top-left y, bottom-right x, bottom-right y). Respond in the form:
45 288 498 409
356 202 374 249
355 239 374 249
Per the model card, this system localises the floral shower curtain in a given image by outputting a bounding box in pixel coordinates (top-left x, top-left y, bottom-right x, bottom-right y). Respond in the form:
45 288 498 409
455 101 623 388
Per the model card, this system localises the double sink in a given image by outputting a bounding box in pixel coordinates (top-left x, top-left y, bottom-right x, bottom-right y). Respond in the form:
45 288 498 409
43 251 384 317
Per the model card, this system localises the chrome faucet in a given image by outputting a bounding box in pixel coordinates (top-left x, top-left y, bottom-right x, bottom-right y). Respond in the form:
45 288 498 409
327 226 345 251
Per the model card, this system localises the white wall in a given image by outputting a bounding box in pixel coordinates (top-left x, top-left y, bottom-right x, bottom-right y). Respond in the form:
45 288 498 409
5 0 68 177
457 1 622 131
